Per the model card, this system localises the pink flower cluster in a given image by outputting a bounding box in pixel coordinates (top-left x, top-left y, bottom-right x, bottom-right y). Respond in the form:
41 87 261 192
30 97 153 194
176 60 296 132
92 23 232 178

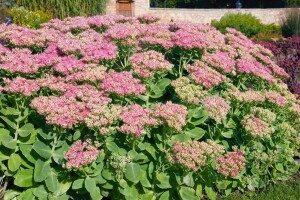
65 64 107 83
30 96 88 128
216 149 246 177
0 48 59 74
202 50 236 74
242 115 274 138
154 101 187 132
3 77 40 96
236 59 276 83
250 107 276 123
0 24 49 47
119 104 158 136
100 70 146 96
171 22 225 49
265 91 287 107
226 89 266 103
57 29 117 63
187 61 227 89
37 75 76 93
129 50 173 78
171 77 207 104
85 104 121 129
64 139 102 169
55 85 115 130
104 22 144 40
53 56 86 75
202 96 230 124
290 103 300 116
171 140 225 171
139 23 174 49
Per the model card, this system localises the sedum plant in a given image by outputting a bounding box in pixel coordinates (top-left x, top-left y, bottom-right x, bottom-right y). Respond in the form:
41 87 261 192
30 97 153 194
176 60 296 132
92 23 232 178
0 14 299 200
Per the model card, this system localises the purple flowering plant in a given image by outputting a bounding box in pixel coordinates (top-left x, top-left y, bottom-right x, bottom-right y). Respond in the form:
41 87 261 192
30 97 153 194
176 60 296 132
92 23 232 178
0 14 299 200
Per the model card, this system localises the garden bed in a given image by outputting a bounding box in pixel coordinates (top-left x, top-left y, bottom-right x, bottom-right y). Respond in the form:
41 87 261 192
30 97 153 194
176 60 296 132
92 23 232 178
0 15 299 200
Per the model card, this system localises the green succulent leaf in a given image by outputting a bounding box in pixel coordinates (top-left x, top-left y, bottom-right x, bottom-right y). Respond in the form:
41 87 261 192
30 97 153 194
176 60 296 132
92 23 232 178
4 190 20 200
85 177 102 200
18 123 34 137
14 169 34 187
179 186 198 200
125 163 141 183
33 185 48 199
205 186 216 200
159 191 170 200
221 130 234 139
19 144 37 164
156 173 172 189
45 172 59 193
2 135 16 149
8 153 21 172
184 127 206 140
34 159 51 182
0 116 17 130
72 179 84 190
33 140 52 159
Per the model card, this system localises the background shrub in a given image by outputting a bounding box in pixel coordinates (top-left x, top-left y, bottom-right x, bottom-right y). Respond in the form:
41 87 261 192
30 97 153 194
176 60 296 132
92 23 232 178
281 8 300 37
284 0 300 6
14 0 107 19
211 13 282 38
252 33 284 42
7 7 52 29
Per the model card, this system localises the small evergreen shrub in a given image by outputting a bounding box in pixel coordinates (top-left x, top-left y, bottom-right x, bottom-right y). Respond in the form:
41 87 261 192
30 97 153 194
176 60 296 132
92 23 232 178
284 0 300 6
14 0 107 19
8 7 52 29
211 13 281 38
281 8 300 37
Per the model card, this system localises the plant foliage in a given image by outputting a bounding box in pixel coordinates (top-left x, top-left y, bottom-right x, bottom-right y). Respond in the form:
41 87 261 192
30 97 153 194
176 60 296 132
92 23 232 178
257 37 300 97
14 0 107 19
7 7 52 29
281 8 300 37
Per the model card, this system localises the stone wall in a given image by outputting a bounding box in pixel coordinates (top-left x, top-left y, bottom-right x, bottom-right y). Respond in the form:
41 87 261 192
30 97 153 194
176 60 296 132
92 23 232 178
106 0 299 25
147 8 288 25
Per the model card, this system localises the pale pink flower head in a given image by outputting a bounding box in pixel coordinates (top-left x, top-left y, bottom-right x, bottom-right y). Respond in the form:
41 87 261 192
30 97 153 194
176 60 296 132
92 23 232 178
153 101 187 132
100 70 146 97
202 50 236 74
242 114 274 138
171 141 225 172
129 50 173 78
64 139 103 169
30 96 88 129
187 61 227 89
202 96 230 124
216 148 246 177
119 104 158 136
265 91 287 107
3 77 40 96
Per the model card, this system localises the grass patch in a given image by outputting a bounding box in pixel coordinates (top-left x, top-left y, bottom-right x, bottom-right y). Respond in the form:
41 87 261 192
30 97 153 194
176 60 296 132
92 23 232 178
223 173 300 200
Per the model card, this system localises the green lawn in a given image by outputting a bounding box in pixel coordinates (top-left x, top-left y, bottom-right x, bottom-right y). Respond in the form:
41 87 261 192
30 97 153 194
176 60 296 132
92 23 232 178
223 174 300 200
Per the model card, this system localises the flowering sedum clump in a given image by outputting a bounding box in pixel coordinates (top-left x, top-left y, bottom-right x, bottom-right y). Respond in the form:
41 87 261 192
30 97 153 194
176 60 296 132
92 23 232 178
0 15 299 200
